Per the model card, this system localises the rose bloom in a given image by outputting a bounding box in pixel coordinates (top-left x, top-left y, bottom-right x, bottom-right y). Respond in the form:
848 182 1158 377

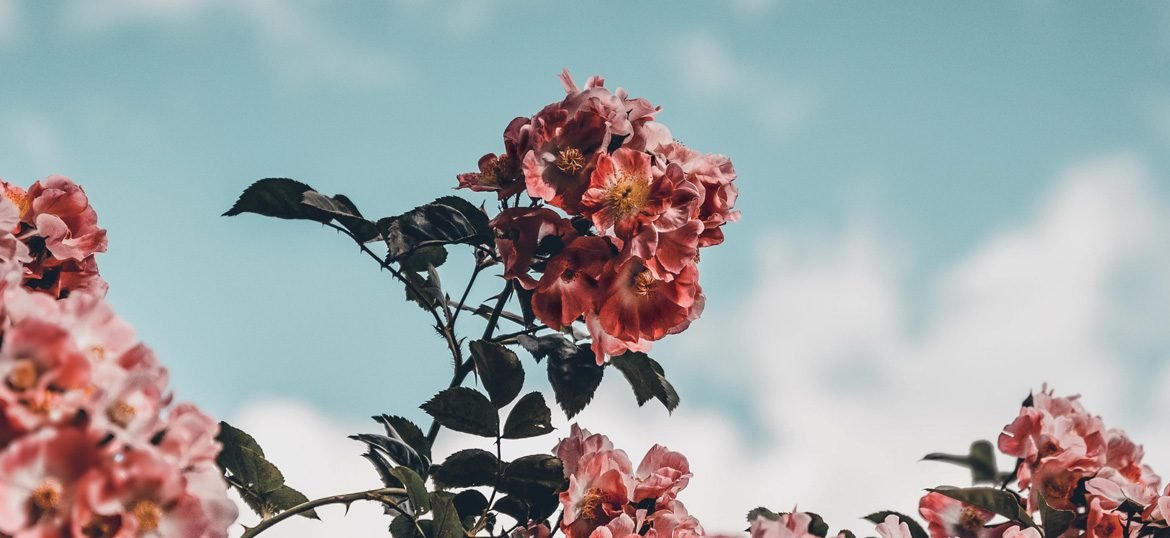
555 424 616 478
1000 526 1042 538
560 449 633 538
491 207 577 288
918 492 994 538
874 514 913 538
633 444 691 506
595 256 700 345
648 500 704 538
75 448 214 537
998 386 1107 493
530 236 615 330
750 512 821 538
0 428 103 536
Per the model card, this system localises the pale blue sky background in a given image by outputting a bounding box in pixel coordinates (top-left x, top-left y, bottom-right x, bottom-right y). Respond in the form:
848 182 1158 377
3 2 1170 532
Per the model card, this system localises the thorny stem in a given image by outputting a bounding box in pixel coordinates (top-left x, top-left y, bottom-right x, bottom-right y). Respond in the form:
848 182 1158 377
449 264 485 327
324 222 465 388
239 487 410 538
426 280 516 447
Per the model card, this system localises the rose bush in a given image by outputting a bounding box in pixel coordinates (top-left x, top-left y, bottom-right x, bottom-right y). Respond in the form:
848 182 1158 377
4 70 1165 538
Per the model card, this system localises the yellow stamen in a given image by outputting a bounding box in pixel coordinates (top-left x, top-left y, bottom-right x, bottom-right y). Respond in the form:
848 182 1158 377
131 499 162 532
634 270 658 297
554 148 585 174
7 359 38 391
31 479 63 511
604 172 650 220
107 401 137 428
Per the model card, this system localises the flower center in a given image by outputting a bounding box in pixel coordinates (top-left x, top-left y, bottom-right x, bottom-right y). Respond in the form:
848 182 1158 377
31 479 63 511
89 345 107 362
956 506 984 537
7 359 38 391
634 270 658 297
578 487 610 523
81 516 120 538
131 499 162 533
554 148 585 174
3 183 29 220
107 400 137 429
604 172 649 220
561 268 577 282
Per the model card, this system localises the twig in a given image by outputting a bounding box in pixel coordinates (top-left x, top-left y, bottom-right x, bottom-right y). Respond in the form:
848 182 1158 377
239 487 409 538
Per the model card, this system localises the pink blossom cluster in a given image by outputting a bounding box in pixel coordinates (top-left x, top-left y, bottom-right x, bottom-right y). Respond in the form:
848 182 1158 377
526 424 701 538
748 511 1041 538
458 70 739 364
0 177 236 537
913 385 1170 538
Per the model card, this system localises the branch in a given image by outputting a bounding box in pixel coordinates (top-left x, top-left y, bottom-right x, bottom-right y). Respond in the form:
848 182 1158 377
239 487 409 538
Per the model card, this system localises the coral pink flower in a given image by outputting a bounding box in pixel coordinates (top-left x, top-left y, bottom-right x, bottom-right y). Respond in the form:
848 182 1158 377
158 404 223 470
589 513 642 538
750 512 821 538
584 312 651 366
998 387 1106 494
0 428 102 536
1085 498 1125 538
523 106 609 212
633 445 691 505
531 236 615 329
180 465 237 538
88 372 166 447
560 449 633 538
25 176 107 263
0 196 30 265
1000 526 1042 538
580 150 700 245
1145 486 1170 524
491 208 577 288
0 318 92 429
649 500 704 538
457 117 531 198
554 424 615 478
596 257 700 344
875 514 913 538
76 448 211 538
918 491 994 538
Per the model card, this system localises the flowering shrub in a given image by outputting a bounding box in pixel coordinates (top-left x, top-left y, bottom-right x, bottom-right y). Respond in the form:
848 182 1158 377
0 68 1142 538
0 178 236 537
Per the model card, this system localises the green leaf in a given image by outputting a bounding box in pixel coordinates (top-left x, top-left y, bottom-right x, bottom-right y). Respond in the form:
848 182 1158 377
453 490 489 530
1038 493 1074 538
522 337 605 418
379 196 491 261
265 486 319 520
216 422 284 493
746 507 780 521
928 487 1036 529
838 531 856 538
370 415 431 475
469 340 525 408
300 191 380 242
389 467 430 515
923 441 999 484
433 449 502 489
865 512 929 538
500 455 564 495
805 512 830 537
430 491 466 538
400 246 449 272
502 392 554 439
390 515 425 538
420 387 499 438
609 352 679 412
223 178 331 221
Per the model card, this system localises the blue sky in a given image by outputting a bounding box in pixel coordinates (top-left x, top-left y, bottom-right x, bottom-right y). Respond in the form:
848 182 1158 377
3 2 1170 534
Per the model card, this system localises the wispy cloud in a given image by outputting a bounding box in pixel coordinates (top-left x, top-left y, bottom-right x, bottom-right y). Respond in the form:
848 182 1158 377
62 0 404 89
666 33 816 137
228 154 1170 536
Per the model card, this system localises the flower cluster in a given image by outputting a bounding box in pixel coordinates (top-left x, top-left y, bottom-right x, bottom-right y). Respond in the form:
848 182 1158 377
0 178 236 537
912 385 1170 538
539 424 702 538
458 70 738 363
748 511 1041 538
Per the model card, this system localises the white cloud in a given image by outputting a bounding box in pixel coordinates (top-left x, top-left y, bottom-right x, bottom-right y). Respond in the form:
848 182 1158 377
667 33 816 137
62 0 404 89
227 154 1170 536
